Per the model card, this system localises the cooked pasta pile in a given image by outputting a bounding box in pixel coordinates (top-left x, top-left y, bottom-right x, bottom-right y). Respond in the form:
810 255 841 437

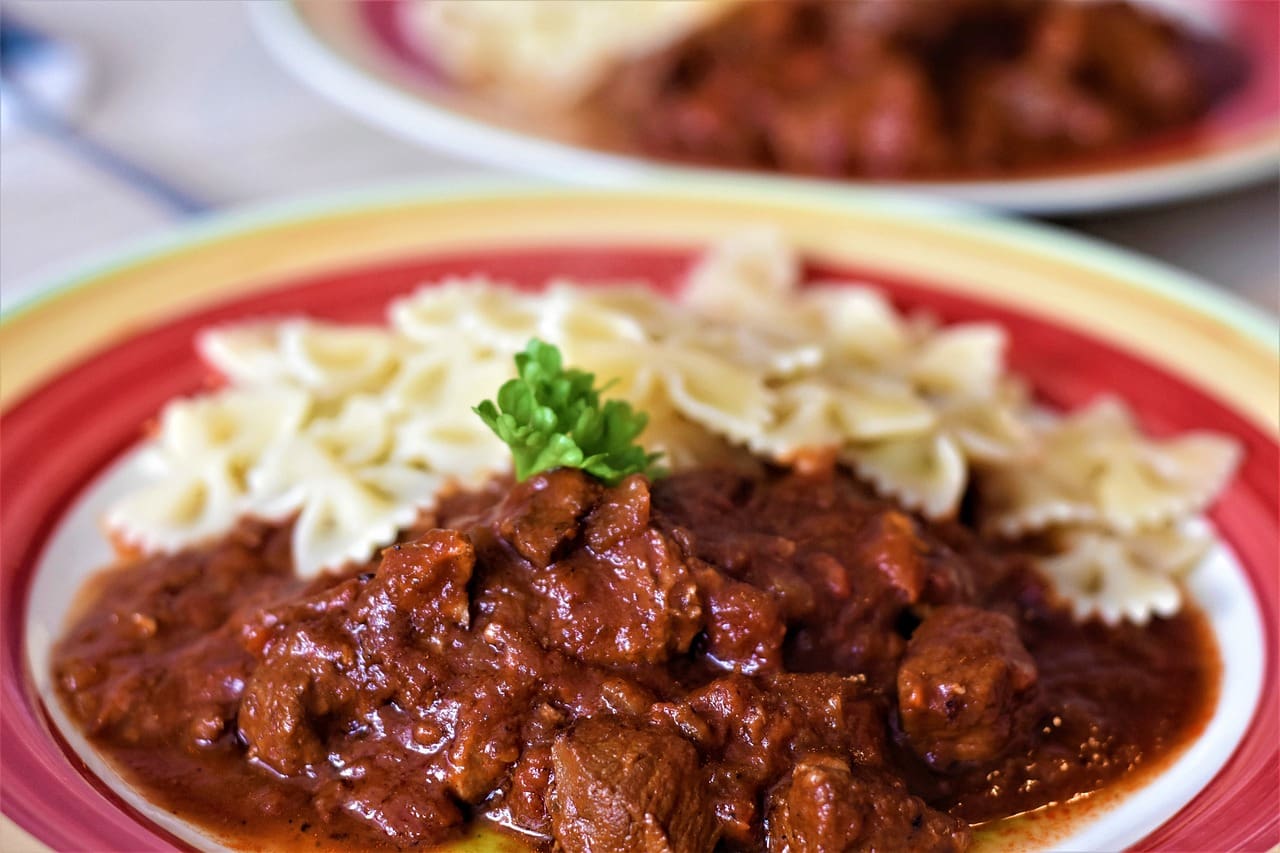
107 235 1239 624
410 0 735 107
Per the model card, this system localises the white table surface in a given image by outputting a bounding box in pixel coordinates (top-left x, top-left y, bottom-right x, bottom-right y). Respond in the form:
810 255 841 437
2 0 1278 317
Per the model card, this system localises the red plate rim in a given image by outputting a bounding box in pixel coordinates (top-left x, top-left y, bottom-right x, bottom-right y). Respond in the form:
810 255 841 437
1 244 1276 851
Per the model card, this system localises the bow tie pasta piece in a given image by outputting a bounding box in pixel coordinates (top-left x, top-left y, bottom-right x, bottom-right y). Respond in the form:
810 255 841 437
1125 517 1216 577
640 402 745 471
392 413 508 482
908 324 1007 401
844 433 967 520
386 351 514 481
1097 433 1241 532
537 283 657 349
155 387 310 461
747 376 935 462
107 458 249 553
982 398 1240 538
797 286 914 369
656 347 774 444
390 278 545 353
248 433 443 576
306 396 395 467
748 383 848 461
279 322 400 396
938 388 1034 465
199 320 399 399
982 474 1102 538
290 461 443 577
106 388 310 551
668 324 823 380
197 322 293 387
684 228 799 321
576 286 685 339
1037 521 1213 625
827 376 937 442
820 375 1024 520
556 339 662 404
385 349 515 416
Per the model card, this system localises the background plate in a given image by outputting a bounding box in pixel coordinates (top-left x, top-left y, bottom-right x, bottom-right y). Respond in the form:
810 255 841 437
249 1 1280 214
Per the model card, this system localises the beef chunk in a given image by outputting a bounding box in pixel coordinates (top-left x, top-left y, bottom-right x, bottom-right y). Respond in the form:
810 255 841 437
358 531 475 650
694 561 785 674
237 576 363 775
1077 2 1208 124
239 531 478 776
662 673 886 845
765 755 969 852
311 720 467 842
897 604 1038 769
762 54 947 177
961 64 1125 168
487 471 703 667
493 468 600 567
549 718 718 853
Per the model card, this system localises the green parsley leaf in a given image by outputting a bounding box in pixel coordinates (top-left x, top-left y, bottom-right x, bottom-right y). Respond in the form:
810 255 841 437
474 339 663 485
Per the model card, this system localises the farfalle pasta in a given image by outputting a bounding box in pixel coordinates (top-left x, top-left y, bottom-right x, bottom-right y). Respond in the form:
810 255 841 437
199 320 400 399
1037 521 1215 626
107 235 1240 624
408 0 735 107
107 388 311 552
980 398 1241 538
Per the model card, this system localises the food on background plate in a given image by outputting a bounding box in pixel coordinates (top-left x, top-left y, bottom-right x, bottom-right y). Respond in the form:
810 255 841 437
411 0 1250 179
411 0 737 109
55 236 1238 850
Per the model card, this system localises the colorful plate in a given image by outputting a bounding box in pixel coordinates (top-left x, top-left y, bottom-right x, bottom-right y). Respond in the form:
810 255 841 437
249 1 1280 214
1 183 1277 851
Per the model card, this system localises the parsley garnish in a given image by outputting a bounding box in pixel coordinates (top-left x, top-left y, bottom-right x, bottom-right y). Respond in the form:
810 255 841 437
474 339 663 485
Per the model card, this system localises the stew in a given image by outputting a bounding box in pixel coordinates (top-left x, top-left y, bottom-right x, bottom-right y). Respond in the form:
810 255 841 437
54 464 1217 850
594 0 1249 179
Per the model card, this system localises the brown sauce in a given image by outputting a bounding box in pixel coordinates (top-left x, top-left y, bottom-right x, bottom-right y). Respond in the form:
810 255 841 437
52 465 1218 851
591 0 1249 180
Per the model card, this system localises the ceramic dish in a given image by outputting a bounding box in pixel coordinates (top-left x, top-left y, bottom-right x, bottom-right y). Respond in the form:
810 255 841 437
1 183 1277 852
248 1 1280 215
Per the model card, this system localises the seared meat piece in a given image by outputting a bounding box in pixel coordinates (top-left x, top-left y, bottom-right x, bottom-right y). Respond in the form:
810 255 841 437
484 471 703 667
493 467 599 567
765 755 969 852
1077 2 1210 124
897 605 1038 769
693 560 786 674
52 522 295 747
311 731 467 844
237 575 363 776
360 531 475 647
656 466 973 690
659 673 886 846
960 64 1126 169
239 530 478 776
237 531 510 843
762 53 947 177
549 718 718 853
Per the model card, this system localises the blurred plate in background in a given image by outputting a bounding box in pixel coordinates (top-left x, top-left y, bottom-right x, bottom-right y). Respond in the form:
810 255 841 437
249 0 1279 215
